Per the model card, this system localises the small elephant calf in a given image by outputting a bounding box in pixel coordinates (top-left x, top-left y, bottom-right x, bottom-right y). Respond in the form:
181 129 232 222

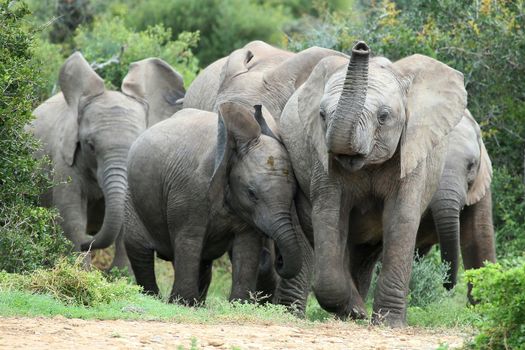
124 103 302 304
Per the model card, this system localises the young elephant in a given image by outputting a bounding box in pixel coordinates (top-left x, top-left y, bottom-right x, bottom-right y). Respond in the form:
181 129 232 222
29 52 184 265
280 41 467 326
183 40 346 312
124 103 302 304
417 110 495 293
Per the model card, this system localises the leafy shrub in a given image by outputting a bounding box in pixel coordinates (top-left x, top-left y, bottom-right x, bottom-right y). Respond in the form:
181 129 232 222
0 0 71 273
466 258 525 349
0 256 141 306
123 0 290 66
367 250 450 308
491 167 525 258
74 16 199 89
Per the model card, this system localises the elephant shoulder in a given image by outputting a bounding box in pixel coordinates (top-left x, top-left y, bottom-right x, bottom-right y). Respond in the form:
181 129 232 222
184 57 228 111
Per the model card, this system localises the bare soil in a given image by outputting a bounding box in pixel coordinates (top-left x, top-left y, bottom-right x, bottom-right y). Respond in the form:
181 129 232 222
0 316 468 349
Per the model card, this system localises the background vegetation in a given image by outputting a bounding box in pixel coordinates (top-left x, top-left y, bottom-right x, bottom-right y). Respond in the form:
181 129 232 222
1 0 523 348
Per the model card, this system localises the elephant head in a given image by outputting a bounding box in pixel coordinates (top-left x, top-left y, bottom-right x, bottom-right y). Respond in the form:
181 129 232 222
431 110 492 289
213 41 346 123
208 102 302 279
48 52 185 251
299 41 466 178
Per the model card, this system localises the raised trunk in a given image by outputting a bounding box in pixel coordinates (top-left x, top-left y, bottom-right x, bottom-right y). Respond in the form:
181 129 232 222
432 192 462 290
266 214 302 279
326 41 370 156
81 162 128 251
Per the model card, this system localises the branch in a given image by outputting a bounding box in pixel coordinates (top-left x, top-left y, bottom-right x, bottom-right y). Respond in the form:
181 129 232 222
90 45 125 71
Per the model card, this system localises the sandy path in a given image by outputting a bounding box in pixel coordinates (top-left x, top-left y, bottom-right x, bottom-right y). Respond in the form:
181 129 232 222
0 316 467 349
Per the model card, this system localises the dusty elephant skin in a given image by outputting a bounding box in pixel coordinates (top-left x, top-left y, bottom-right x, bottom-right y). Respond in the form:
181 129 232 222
29 52 185 268
184 40 347 314
124 103 302 305
416 110 495 297
280 41 468 327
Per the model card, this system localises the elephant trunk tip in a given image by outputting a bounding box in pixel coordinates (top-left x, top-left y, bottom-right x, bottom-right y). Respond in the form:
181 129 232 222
274 247 302 279
352 41 370 56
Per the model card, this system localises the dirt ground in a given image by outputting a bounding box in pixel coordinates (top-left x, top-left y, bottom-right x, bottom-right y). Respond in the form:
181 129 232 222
0 316 468 349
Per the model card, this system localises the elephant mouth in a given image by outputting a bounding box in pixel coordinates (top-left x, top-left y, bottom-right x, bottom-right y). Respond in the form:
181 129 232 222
334 154 366 172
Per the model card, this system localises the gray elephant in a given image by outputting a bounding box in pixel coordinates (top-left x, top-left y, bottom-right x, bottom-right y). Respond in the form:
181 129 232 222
124 103 302 304
30 52 185 267
348 111 496 305
184 40 346 313
416 110 495 293
279 41 468 326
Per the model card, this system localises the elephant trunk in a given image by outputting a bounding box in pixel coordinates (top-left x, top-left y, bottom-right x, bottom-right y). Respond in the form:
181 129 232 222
81 160 128 251
326 41 370 157
265 213 302 279
431 186 464 290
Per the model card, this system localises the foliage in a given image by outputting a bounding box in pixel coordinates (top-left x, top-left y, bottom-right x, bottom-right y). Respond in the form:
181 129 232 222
49 0 93 44
367 250 450 308
73 16 199 89
465 257 525 349
122 0 290 66
290 0 525 175
491 167 525 258
0 0 71 273
0 256 141 306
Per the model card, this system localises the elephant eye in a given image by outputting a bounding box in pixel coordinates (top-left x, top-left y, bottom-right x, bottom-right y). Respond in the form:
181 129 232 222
377 109 390 125
320 109 326 122
86 140 95 153
247 187 258 202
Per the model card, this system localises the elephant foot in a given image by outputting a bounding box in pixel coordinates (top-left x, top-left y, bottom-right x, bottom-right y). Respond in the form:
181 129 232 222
336 303 367 320
371 308 407 328
169 293 203 307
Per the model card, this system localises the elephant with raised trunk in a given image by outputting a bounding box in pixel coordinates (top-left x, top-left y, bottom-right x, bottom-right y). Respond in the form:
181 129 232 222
280 41 467 326
30 52 185 266
124 103 303 304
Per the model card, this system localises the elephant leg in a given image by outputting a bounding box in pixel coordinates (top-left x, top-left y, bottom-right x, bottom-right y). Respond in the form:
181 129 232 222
373 178 425 327
123 202 158 295
255 239 279 304
109 226 133 276
53 181 89 251
170 226 207 306
460 190 496 304
349 242 382 301
229 230 263 302
198 260 213 303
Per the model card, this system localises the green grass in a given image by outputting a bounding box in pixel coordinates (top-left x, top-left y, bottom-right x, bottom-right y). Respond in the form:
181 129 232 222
0 254 477 330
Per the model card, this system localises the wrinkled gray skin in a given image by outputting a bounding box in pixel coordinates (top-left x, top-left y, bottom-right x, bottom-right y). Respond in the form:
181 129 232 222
124 103 302 305
416 111 495 296
184 40 346 313
348 111 496 305
30 52 185 268
280 41 468 327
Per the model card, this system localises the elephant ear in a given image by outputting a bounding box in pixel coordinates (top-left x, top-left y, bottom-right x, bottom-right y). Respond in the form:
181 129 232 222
253 104 280 140
394 54 467 178
122 58 185 126
264 46 348 90
208 102 261 214
292 55 349 173
465 111 493 205
59 52 105 166
218 48 254 88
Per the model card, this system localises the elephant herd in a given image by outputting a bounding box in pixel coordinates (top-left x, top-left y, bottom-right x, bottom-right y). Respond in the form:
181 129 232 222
29 40 496 327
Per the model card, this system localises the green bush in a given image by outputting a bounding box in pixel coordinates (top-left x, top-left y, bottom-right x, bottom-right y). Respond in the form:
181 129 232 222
123 0 291 66
367 250 450 308
0 0 71 273
466 258 525 349
0 256 141 306
74 16 199 89
492 167 525 258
